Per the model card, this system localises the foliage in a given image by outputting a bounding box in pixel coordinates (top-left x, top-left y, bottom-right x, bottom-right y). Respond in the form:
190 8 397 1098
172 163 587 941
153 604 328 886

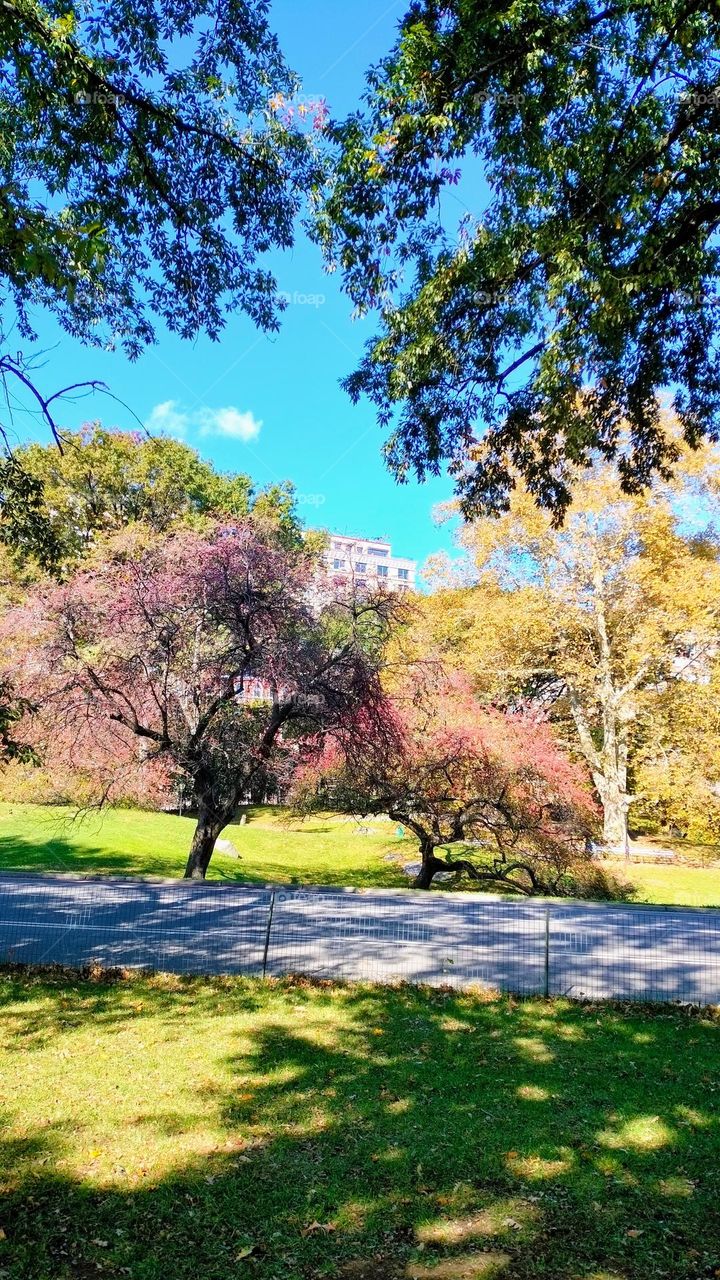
419 449 720 848
1 969 719 1280
0 679 37 764
9 423 305 569
0 0 322 354
0 455 63 571
4 523 399 877
630 664 720 843
317 1 720 519
294 675 603 893
0 0 323 568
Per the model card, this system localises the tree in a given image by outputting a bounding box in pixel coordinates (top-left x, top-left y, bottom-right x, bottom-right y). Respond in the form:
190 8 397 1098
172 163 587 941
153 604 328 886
629 656 720 844
0 455 63 572
5 524 397 878
422 452 720 849
8 424 304 569
293 677 601 893
316 2 720 520
0 0 325 568
1 0 322 358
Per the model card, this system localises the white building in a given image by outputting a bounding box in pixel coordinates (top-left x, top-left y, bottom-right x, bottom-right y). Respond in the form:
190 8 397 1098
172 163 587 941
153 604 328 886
325 533 416 593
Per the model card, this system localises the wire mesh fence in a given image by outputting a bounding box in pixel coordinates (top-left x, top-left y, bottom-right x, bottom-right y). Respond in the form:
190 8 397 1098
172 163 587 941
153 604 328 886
548 901 720 1003
0 873 719 1004
265 889 547 993
0 874 272 976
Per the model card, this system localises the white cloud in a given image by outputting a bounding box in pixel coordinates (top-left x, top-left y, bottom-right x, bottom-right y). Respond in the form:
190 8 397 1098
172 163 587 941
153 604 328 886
145 401 262 444
198 406 262 442
145 399 189 439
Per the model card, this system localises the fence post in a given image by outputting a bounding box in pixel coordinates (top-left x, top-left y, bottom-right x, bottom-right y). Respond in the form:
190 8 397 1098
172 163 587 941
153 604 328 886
544 905 550 998
262 889 276 980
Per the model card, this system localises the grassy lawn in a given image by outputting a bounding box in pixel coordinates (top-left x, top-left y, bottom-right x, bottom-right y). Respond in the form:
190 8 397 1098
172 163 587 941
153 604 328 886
0 802 409 889
2 802 720 907
0 968 718 1280
603 859 720 908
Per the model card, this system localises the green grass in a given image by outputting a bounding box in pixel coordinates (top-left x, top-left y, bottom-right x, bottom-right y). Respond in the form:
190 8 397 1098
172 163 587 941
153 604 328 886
606 859 720 908
0 968 718 1280
0 802 410 888
2 801 720 907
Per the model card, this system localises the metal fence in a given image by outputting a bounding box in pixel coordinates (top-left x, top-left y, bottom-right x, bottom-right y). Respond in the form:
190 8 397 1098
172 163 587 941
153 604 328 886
0 873 719 1004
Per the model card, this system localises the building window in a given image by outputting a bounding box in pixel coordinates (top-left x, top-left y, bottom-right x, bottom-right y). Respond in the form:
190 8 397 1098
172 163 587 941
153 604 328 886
377 564 388 577
356 561 366 573
368 547 388 557
397 568 409 581
333 558 346 570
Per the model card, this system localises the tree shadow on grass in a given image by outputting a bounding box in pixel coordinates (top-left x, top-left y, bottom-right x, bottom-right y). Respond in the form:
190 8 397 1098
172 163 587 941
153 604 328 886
0 973 719 1280
0 968 269 1050
0 832 125 877
0 828 407 890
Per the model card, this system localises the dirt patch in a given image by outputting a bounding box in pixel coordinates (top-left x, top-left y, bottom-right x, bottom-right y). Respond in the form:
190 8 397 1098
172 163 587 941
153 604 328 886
406 1254 511 1279
337 1259 403 1280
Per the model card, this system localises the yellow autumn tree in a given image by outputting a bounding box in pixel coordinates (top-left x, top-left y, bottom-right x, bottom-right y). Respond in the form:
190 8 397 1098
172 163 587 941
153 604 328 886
420 446 720 850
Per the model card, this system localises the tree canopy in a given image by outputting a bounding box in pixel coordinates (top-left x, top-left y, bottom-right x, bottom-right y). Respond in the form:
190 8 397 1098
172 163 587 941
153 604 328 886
317 1 720 519
5 522 399 877
0 0 325 569
293 674 604 893
5 424 305 569
415 445 720 847
1 0 321 357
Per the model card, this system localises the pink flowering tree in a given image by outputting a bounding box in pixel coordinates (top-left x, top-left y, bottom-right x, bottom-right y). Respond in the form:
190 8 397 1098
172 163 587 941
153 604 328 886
7 523 398 879
294 678 608 894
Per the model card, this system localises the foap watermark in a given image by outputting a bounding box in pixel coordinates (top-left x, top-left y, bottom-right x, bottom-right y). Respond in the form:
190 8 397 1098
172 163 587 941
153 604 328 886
297 492 326 508
278 289 326 308
665 288 720 310
268 92 329 131
75 89 125 107
473 90 529 107
678 86 720 107
473 286 510 307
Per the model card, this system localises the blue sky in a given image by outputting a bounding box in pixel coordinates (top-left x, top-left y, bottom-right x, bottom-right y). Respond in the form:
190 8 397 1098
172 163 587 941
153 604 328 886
11 0 460 571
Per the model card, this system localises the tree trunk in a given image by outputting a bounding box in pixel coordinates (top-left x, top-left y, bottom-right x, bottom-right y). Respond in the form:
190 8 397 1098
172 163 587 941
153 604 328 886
593 772 629 853
414 839 443 890
183 809 225 880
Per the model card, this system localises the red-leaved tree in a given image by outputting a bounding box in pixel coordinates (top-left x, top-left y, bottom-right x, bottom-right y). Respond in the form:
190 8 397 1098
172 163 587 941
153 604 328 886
293 678 609 894
6 523 398 878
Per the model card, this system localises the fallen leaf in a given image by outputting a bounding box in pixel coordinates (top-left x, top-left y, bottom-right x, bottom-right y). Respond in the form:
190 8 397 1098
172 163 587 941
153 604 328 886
235 1244 255 1259
626 1229 644 1238
301 1221 336 1237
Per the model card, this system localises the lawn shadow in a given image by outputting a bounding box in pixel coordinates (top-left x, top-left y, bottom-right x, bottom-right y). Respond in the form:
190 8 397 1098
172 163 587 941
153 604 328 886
0 832 132 877
0 973 718 1279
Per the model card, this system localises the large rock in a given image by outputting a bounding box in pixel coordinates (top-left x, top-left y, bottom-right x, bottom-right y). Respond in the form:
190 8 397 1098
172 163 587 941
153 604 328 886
216 837 240 860
402 861 455 884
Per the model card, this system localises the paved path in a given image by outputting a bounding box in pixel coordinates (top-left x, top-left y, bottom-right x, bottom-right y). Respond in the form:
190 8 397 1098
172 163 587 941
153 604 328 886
0 873 719 1004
